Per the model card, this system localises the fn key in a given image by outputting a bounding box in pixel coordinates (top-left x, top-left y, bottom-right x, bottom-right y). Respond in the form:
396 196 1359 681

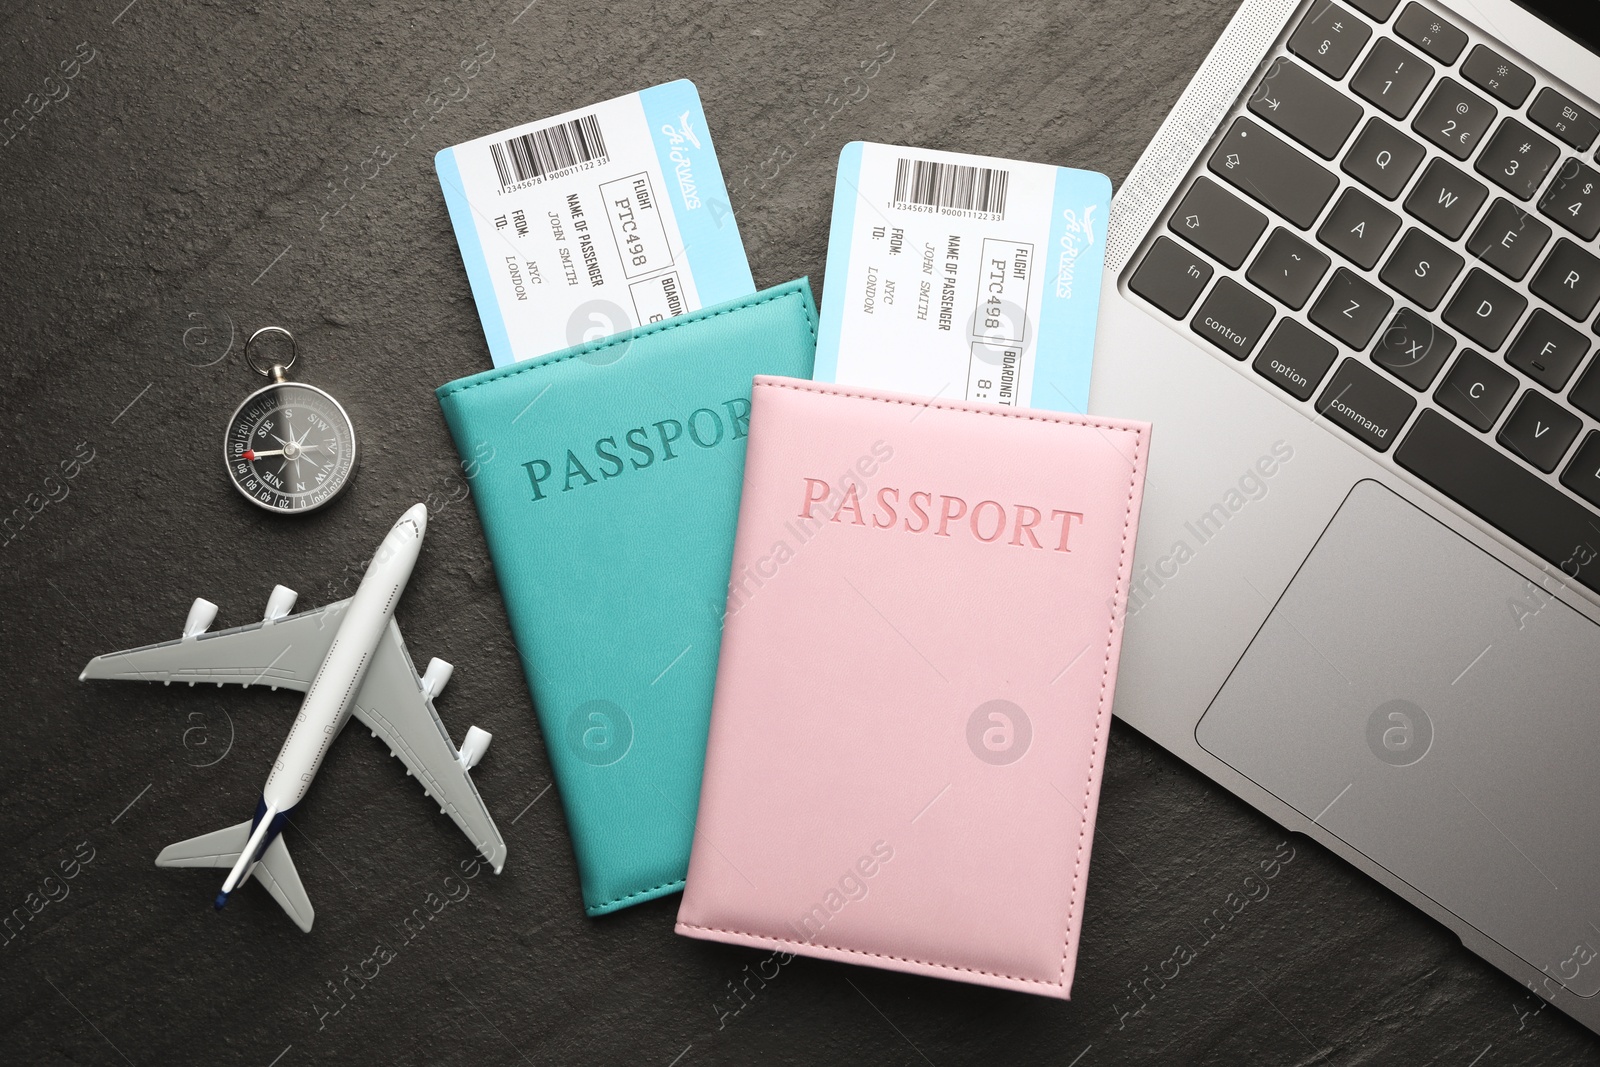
1131 236 1214 318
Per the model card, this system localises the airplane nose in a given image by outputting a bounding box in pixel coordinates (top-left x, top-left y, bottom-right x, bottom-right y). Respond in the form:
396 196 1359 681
400 503 428 537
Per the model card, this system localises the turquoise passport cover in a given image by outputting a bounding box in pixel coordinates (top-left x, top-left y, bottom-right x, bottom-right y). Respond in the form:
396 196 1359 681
435 280 817 915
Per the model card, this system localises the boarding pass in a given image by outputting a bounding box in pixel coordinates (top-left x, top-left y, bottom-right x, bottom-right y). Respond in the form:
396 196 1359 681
816 141 1112 413
436 80 753 367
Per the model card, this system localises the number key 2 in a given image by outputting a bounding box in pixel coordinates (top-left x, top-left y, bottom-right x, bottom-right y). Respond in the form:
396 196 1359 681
1288 1 1372 80
1414 79 1496 160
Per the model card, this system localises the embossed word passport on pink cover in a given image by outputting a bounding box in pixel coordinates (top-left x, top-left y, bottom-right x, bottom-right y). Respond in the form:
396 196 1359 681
676 377 1149 998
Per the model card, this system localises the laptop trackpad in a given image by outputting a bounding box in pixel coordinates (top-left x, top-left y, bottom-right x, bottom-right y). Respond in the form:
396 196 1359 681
1197 479 1600 996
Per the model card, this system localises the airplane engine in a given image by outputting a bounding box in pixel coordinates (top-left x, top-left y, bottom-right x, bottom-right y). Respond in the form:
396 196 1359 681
459 725 492 771
263 585 297 623
420 657 453 701
182 598 218 638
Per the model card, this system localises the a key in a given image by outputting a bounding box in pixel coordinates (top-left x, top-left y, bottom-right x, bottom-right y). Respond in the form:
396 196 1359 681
1315 357 1417 451
1435 349 1517 430
1474 118 1560 201
1572 357 1600 421
1461 45 1535 109
1169 177 1268 269
1191 278 1275 359
1394 2 1467 64
1379 227 1463 308
1246 227 1331 308
1347 0 1400 20
1253 319 1338 400
1506 309 1589 391
1529 88 1600 152
1288 1 1373 80
1530 239 1600 322
1351 38 1433 120
1342 118 1427 199
1498 390 1581 472
1310 267 1393 348
1443 268 1528 350
1130 236 1215 318
1465 199 1552 281
1319 187 1401 269
1413 79 1497 161
1396 410 1600 593
1562 432 1600 510
1538 158 1600 241
1405 157 1488 240
1251 58 1364 159
1208 118 1341 229
1372 307 1456 389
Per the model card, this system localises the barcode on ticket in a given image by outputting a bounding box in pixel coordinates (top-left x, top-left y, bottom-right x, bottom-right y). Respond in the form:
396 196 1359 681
892 158 1010 218
489 114 609 190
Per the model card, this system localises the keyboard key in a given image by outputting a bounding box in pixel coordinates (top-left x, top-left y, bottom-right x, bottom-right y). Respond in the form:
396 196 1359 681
1347 0 1400 20
1498 390 1581 471
1405 157 1488 239
1254 319 1338 400
1465 198 1552 280
1131 237 1214 318
1561 432 1600 510
1351 38 1433 119
1372 307 1456 388
1539 158 1600 241
1319 187 1402 269
1530 239 1600 321
1288 1 1373 80
1191 278 1275 359
1250 58 1364 159
1396 410 1600 593
1435 349 1517 430
1444 269 1528 350
1413 79 1497 160
1507 310 1589 391
1460 44 1535 108
1208 118 1341 229
1246 227 1331 308
1572 358 1600 421
1310 267 1393 347
1528 87 1600 152
1380 227 1463 308
1394 2 1467 63
1342 118 1427 199
1315 357 1416 451
1169 177 1268 269
1474 119 1560 201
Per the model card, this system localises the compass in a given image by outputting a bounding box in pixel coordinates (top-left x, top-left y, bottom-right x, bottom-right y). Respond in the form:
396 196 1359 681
223 327 358 515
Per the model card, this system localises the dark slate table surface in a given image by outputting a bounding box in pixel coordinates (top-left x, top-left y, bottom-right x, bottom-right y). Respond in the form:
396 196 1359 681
4 1 1599 1064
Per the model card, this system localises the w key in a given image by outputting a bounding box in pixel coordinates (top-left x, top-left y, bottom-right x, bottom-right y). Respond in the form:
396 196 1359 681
1250 58 1363 159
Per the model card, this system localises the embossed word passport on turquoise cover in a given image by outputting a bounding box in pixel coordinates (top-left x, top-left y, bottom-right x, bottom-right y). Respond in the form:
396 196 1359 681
435 281 817 915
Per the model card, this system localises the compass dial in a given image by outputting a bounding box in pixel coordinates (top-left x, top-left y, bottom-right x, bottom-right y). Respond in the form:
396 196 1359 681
224 382 357 514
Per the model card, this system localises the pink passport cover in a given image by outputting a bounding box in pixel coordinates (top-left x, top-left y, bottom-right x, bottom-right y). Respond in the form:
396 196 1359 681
676 377 1149 998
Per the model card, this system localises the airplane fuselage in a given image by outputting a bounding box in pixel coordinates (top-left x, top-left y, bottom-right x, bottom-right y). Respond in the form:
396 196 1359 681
223 505 428 900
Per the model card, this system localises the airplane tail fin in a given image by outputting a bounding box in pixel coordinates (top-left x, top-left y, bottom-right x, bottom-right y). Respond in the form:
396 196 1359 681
154 820 315 932
155 821 251 868
252 835 314 932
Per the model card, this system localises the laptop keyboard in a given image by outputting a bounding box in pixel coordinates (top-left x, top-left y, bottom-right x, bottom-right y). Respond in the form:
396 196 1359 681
1127 0 1600 594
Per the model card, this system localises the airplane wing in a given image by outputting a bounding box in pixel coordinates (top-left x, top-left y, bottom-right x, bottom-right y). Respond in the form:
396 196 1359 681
79 599 350 691
350 620 507 873
155 821 251 867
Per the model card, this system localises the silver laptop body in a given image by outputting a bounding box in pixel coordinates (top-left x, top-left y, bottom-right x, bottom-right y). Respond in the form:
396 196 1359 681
1092 0 1600 1032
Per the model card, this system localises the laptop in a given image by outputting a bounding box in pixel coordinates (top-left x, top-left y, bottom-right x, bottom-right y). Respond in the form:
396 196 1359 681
1091 0 1600 1031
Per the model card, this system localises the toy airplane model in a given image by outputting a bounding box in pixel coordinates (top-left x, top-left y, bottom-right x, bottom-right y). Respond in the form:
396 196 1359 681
79 504 506 931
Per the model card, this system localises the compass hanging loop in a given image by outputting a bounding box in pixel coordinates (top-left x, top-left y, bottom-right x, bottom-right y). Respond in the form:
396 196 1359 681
245 326 299 379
